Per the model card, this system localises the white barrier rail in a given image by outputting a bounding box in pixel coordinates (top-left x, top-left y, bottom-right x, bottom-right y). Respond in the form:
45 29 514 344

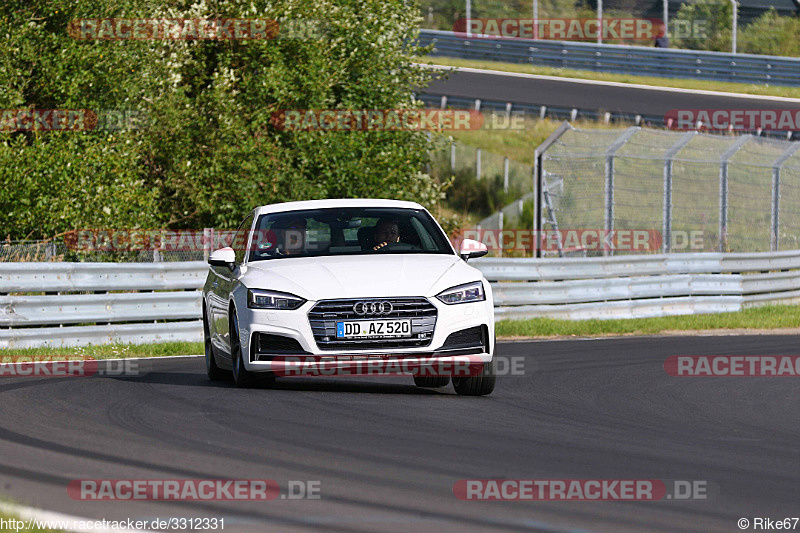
0 261 206 293
0 261 208 348
0 291 202 326
475 250 800 320
1 251 799 347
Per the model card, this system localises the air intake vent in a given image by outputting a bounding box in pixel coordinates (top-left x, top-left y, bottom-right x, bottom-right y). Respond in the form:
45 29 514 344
251 333 311 361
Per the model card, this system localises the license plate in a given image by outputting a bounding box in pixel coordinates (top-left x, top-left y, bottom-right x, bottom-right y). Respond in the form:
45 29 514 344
336 319 412 339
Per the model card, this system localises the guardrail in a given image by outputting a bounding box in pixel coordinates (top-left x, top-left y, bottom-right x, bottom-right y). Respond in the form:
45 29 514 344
0 262 207 349
419 29 800 86
477 250 800 320
2 252 799 347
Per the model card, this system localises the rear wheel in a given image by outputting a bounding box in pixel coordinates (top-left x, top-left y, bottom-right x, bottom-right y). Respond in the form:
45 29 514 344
230 311 256 388
452 362 496 396
413 376 450 388
204 311 225 381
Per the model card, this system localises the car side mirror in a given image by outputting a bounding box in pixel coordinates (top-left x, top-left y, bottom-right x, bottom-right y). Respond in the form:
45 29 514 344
208 247 236 270
460 239 488 261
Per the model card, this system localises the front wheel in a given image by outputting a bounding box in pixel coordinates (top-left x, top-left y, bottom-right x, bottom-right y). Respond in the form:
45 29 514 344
452 362 496 396
204 313 225 381
230 311 256 388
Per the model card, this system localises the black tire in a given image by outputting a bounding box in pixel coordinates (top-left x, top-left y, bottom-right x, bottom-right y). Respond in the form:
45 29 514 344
204 311 226 381
413 375 450 388
452 362 496 396
230 311 256 388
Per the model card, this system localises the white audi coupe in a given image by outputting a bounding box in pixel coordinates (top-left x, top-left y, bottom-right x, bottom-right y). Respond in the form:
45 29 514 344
202 199 496 395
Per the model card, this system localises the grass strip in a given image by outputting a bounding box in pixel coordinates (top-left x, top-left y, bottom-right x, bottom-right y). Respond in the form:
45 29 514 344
0 342 203 358
497 304 800 338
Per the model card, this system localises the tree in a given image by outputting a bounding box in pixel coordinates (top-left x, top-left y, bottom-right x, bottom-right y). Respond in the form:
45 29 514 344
0 0 442 240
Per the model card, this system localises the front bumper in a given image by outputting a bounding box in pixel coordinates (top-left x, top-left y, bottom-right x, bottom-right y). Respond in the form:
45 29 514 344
238 296 494 373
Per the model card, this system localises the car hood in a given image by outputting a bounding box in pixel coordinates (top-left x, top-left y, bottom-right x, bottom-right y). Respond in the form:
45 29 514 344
240 254 482 300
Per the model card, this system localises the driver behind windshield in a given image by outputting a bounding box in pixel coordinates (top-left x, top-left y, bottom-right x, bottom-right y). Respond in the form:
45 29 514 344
275 217 307 256
373 218 400 251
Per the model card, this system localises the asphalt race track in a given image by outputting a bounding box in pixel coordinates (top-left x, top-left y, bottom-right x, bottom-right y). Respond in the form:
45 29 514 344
1 335 798 532
424 68 800 117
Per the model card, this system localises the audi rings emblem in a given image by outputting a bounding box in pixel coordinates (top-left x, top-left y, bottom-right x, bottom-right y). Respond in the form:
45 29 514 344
353 300 393 316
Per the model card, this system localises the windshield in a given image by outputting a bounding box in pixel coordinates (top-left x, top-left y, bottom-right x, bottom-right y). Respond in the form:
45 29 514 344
247 207 455 262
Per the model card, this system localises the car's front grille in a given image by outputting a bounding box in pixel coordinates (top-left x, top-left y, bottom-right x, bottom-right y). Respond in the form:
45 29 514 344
308 297 437 350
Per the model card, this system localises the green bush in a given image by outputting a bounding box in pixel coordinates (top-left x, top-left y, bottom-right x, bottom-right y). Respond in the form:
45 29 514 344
0 0 444 240
739 10 800 57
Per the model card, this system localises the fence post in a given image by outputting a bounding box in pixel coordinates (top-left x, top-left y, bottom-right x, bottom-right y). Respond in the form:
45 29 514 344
203 228 213 261
663 132 695 253
604 127 638 256
771 143 800 251
450 142 456 171
476 148 481 180
719 135 750 252
533 121 573 258
503 157 509 193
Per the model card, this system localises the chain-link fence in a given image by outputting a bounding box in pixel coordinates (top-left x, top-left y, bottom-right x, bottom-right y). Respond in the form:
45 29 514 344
541 124 800 255
0 230 235 262
431 124 800 257
429 139 536 256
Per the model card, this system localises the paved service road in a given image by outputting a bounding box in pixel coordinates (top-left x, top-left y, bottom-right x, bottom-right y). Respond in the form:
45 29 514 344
0 336 798 532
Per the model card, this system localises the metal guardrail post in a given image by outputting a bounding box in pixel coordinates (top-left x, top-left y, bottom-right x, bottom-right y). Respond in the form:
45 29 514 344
663 132 696 253
498 211 504 257
604 127 639 256
503 157 509 193
533 121 573 258
719 135 750 252
771 143 800 250
531 166 538 258
731 0 738 54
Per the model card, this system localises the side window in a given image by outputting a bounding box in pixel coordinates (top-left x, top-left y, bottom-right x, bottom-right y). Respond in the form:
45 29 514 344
231 213 254 264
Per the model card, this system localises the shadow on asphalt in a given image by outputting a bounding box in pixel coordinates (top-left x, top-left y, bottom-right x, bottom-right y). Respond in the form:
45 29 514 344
113 371 451 395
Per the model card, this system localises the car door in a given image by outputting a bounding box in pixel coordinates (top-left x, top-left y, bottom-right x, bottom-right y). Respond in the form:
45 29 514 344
212 212 254 360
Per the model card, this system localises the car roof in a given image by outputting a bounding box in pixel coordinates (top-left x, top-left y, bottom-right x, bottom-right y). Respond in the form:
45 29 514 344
254 198 426 216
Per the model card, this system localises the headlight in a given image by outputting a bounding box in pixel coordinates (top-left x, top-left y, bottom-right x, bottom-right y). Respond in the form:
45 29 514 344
248 289 306 310
436 281 485 305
